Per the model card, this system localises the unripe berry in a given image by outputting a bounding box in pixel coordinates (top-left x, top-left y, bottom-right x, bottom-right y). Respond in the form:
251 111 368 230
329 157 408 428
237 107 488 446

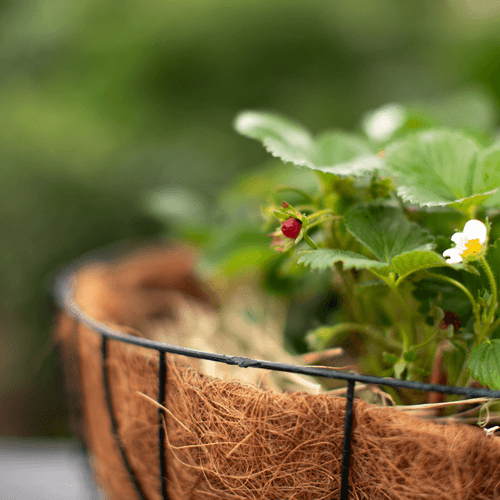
281 218 302 239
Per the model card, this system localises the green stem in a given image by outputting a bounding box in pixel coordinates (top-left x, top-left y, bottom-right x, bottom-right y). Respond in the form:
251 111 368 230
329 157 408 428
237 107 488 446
307 208 334 221
426 272 481 332
477 256 498 344
412 332 441 351
480 256 497 300
370 270 413 349
306 216 338 231
295 205 317 213
450 257 498 386
323 322 401 351
490 316 500 333
387 273 416 349
393 287 414 349
425 272 478 314
334 262 363 323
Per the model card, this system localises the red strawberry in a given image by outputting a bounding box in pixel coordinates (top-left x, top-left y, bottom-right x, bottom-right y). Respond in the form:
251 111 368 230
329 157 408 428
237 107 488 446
281 218 302 239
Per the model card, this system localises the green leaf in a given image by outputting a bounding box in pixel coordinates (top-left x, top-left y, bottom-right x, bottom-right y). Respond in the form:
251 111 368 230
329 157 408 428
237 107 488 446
343 205 434 264
303 233 318 250
383 129 491 207
234 111 314 168
412 276 474 320
297 249 389 271
475 142 500 208
234 111 379 177
449 192 497 215
394 359 407 379
403 349 416 362
315 131 381 176
316 131 371 164
317 154 383 177
392 250 447 282
273 210 290 221
467 340 500 390
383 352 398 365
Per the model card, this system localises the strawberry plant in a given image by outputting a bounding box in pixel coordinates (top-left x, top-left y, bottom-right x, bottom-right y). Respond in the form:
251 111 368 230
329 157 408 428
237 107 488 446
234 106 500 391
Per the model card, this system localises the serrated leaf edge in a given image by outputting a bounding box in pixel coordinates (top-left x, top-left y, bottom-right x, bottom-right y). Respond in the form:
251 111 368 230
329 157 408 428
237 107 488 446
297 249 388 271
397 186 499 207
392 251 448 281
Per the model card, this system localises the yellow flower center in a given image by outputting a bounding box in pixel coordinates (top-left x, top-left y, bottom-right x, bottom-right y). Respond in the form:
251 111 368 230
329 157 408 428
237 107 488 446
461 238 482 258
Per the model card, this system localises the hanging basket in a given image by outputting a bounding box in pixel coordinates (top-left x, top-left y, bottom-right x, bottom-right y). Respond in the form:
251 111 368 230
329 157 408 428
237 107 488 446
52 243 500 500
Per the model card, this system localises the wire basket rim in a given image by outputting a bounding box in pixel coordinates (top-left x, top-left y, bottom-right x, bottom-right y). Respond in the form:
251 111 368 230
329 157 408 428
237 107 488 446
52 253 500 400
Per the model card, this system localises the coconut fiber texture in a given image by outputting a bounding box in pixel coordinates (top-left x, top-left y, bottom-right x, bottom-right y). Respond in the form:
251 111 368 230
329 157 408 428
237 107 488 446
53 244 500 500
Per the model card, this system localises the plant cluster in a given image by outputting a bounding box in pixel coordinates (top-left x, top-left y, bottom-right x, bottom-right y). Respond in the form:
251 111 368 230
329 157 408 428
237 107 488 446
234 107 500 390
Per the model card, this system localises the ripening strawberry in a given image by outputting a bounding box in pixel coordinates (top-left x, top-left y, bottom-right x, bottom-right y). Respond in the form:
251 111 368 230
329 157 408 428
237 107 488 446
439 311 461 333
281 218 302 239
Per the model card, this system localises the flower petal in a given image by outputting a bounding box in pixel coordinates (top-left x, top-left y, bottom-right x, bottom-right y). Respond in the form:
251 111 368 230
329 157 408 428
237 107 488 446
443 248 462 264
463 219 487 244
450 232 468 249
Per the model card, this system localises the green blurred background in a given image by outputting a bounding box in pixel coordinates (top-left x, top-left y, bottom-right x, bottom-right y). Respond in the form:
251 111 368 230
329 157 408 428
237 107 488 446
2 0 500 437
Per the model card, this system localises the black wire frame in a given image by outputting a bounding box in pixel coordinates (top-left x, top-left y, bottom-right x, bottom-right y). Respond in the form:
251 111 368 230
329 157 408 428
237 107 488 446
53 269 500 500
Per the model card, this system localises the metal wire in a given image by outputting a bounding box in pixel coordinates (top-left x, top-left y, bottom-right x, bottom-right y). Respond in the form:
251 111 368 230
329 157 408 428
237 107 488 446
340 381 355 500
102 336 149 500
53 266 500 500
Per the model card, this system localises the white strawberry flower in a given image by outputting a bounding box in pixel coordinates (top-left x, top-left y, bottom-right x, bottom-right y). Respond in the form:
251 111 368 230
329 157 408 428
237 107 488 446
443 219 488 264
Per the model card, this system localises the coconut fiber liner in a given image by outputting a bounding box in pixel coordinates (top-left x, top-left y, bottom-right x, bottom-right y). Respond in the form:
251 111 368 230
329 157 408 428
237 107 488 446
53 244 500 499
